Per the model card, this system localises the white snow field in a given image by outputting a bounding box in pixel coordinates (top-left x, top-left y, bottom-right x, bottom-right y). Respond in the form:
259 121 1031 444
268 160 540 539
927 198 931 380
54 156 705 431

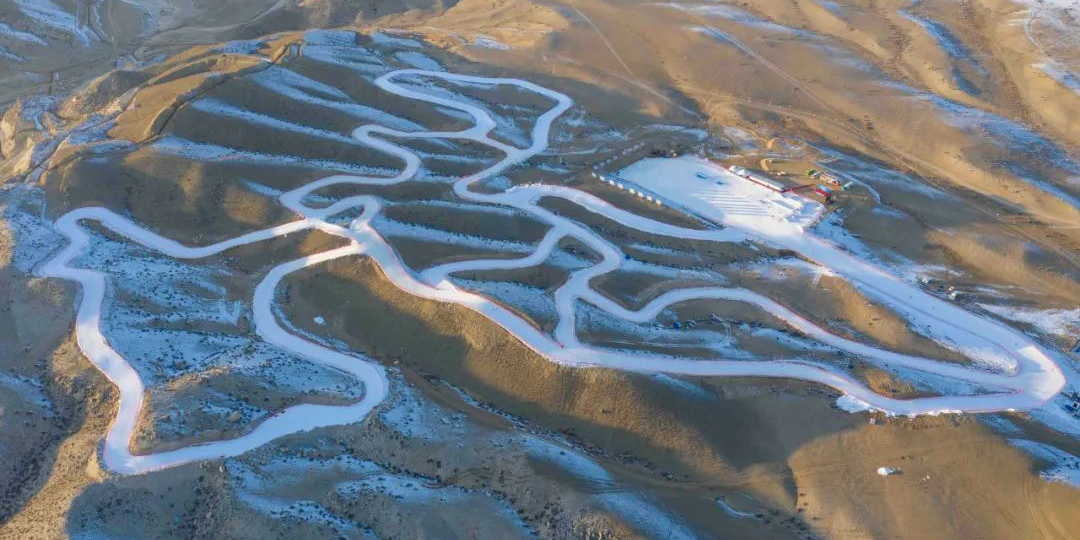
40 68 1066 475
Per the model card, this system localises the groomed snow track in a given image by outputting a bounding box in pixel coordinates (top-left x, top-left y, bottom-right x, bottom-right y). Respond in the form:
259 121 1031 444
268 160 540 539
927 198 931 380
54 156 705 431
40 68 1066 475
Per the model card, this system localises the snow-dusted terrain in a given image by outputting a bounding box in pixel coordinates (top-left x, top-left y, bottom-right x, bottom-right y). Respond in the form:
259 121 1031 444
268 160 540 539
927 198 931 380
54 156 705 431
40 68 1068 475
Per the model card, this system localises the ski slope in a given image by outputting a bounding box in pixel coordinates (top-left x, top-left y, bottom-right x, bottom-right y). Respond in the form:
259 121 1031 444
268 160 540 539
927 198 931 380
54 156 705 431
40 68 1066 474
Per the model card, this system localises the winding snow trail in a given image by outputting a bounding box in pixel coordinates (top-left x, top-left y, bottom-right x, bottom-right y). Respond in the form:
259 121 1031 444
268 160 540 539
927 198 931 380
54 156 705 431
40 68 1065 474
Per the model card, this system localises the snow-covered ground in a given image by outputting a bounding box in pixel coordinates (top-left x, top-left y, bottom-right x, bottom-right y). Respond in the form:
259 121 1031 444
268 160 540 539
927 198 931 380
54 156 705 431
1009 439 1080 487
618 156 1065 409
977 304 1080 339
617 157 823 231
39 67 1071 475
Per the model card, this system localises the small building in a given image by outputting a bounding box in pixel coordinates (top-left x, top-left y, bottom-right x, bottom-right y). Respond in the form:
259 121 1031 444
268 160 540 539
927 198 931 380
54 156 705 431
746 173 786 192
808 168 845 188
727 165 786 192
813 185 833 203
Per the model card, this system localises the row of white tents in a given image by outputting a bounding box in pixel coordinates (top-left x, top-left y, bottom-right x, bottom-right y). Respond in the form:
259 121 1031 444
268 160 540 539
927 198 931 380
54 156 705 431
590 171 664 206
